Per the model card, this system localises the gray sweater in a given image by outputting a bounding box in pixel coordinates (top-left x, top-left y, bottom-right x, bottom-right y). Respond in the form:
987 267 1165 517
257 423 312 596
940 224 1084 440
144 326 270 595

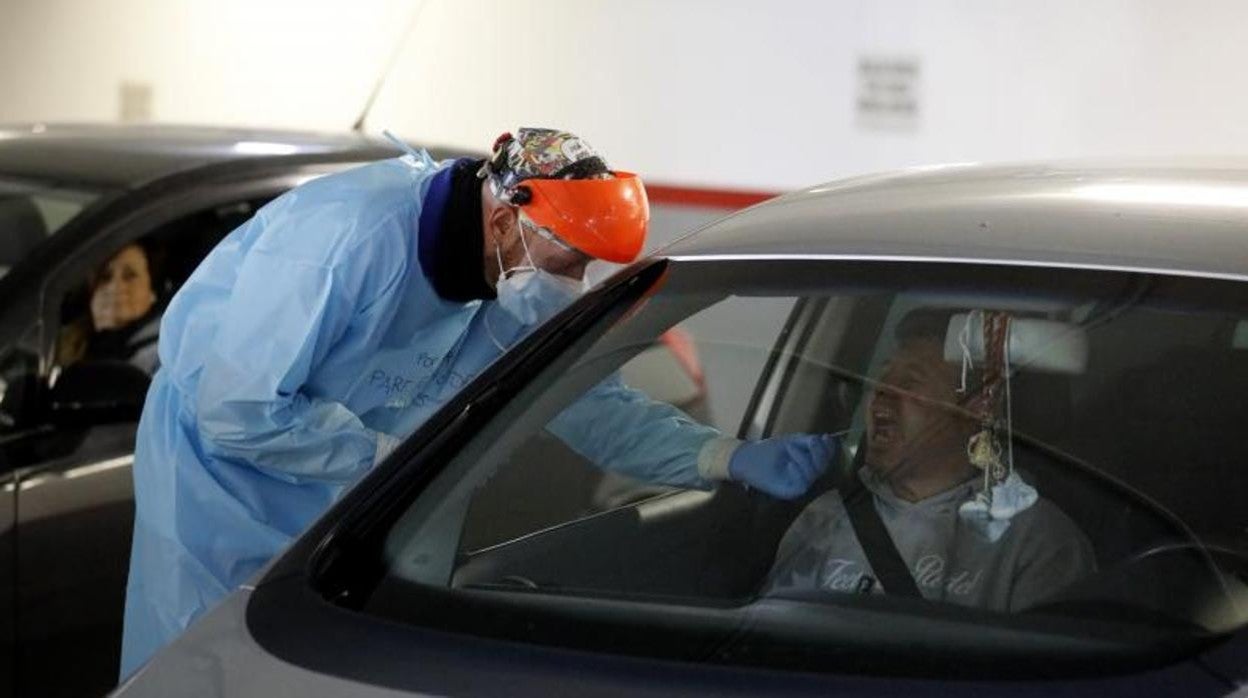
764 467 1096 612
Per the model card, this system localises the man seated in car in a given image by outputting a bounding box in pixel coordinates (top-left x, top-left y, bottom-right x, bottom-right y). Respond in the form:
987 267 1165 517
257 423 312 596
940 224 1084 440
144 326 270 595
763 312 1095 612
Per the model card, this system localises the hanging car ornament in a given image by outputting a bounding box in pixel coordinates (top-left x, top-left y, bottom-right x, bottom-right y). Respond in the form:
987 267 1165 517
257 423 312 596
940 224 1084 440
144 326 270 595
956 310 1038 541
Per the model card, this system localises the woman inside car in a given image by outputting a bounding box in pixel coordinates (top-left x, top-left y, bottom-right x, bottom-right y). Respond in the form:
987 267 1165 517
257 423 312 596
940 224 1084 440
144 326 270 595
57 241 165 374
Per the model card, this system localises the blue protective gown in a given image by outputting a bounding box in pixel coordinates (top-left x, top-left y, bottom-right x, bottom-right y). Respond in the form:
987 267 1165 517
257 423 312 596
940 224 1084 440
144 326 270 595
119 155 719 676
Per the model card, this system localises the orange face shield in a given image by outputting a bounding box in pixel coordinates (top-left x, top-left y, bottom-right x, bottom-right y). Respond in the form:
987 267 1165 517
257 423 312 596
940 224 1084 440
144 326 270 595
520 172 650 264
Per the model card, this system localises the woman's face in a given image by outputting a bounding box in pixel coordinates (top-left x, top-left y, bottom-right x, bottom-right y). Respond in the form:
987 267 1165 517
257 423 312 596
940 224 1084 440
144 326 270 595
91 244 156 330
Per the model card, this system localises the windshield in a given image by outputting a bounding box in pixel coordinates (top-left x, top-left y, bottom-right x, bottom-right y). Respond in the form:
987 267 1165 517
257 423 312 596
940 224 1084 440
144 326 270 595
0 177 103 280
365 258 1248 674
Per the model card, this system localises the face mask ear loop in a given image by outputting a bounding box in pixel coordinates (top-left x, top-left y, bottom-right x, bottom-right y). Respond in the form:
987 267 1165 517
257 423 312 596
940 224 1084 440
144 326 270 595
517 215 539 271
483 304 509 353
496 217 538 282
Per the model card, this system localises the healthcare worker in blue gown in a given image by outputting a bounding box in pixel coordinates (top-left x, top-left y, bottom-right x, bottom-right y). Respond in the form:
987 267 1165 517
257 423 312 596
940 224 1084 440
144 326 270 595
119 128 833 676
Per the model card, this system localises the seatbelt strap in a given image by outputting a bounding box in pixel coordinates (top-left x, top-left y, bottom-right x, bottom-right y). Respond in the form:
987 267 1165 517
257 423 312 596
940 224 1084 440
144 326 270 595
841 449 923 598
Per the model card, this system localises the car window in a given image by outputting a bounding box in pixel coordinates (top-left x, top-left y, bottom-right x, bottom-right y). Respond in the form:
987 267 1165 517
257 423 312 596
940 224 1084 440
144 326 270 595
359 259 1248 675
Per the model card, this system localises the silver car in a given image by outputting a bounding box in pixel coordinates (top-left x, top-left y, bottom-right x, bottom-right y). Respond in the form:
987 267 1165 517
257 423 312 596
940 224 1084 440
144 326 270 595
115 162 1248 696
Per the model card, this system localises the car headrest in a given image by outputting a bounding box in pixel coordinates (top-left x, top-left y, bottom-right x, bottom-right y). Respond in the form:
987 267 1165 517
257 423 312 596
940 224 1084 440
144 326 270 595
0 196 48 265
943 312 1088 375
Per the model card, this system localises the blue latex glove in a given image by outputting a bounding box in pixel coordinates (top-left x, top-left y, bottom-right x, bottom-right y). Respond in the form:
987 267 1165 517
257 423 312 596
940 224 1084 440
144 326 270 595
728 433 836 499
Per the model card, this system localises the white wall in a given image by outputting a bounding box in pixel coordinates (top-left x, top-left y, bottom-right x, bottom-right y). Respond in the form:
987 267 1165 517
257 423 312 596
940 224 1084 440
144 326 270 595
3 0 1248 191
0 0 412 132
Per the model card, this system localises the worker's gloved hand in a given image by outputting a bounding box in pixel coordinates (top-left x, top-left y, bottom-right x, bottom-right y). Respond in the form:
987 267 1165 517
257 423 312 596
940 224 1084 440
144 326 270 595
728 433 835 500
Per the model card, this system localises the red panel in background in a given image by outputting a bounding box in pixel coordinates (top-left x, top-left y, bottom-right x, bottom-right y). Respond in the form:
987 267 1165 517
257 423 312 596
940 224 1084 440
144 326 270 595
644 183 778 210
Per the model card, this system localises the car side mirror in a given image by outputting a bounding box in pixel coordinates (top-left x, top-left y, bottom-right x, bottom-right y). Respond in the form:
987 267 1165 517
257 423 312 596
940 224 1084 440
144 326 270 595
48 359 151 426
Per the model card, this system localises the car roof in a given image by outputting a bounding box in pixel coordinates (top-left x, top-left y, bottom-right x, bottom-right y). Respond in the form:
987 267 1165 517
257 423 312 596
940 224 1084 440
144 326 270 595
0 123 405 189
662 160 1248 282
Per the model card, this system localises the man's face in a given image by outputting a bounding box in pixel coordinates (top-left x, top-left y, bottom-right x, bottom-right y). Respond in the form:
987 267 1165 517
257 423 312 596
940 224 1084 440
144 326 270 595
484 196 591 288
865 338 978 479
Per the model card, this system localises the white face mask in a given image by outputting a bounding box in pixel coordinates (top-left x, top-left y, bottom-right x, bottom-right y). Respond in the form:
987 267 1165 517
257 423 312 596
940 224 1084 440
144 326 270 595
493 220 587 327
